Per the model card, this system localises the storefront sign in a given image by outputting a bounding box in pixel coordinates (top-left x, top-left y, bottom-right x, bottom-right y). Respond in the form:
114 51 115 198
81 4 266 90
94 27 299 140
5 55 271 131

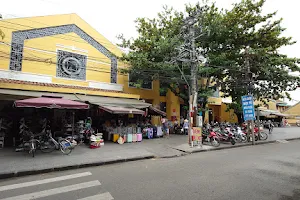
242 95 256 121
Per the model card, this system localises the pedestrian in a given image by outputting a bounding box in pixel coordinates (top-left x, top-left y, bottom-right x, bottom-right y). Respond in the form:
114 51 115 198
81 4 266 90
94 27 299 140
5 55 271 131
161 117 169 138
268 120 273 134
183 119 189 135
180 116 184 126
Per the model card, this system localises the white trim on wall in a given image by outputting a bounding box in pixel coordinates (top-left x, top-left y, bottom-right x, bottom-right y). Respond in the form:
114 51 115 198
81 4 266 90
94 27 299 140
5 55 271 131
0 69 52 83
0 69 123 91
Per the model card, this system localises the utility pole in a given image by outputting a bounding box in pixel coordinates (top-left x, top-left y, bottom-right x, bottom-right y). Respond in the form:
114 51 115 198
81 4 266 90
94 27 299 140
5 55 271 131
189 21 198 147
245 48 255 145
176 10 203 147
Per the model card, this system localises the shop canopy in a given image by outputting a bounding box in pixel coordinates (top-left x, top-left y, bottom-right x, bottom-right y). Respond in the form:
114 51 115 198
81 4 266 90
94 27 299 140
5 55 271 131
257 109 289 117
75 94 150 109
0 88 150 109
14 96 89 109
149 106 167 116
99 105 145 115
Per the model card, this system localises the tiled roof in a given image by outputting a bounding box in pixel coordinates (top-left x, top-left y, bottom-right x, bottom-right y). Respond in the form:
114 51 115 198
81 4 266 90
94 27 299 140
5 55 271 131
0 78 124 94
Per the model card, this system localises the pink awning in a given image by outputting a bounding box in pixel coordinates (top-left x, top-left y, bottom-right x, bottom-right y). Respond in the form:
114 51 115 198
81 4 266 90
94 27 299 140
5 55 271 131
99 105 144 115
15 96 89 109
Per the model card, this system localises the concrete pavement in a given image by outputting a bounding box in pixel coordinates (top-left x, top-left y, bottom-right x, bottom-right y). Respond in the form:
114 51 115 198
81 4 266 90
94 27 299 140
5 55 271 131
0 127 299 179
1 139 299 200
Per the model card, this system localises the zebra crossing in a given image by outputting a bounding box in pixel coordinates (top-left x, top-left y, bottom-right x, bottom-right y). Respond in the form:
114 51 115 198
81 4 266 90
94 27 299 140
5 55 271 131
0 171 114 200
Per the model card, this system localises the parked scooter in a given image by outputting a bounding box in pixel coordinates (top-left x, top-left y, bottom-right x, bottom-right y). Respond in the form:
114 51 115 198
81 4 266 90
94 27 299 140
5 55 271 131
214 127 236 145
232 126 247 143
202 128 220 147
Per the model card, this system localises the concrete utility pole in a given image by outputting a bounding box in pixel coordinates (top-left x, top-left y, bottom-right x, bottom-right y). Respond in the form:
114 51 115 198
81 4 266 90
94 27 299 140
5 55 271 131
175 9 203 147
245 48 255 145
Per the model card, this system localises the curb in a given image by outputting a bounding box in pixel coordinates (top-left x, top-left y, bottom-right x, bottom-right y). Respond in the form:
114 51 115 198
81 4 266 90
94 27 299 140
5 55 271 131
159 152 188 159
174 137 300 154
0 155 155 180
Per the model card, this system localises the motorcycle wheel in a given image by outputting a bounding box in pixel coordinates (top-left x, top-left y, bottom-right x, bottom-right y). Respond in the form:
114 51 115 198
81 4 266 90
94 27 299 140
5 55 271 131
259 132 268 141
230 138 236 145
241 135 247 143
30 141 36 158
40 139 56 153
59 139 73 155
210 137 220 147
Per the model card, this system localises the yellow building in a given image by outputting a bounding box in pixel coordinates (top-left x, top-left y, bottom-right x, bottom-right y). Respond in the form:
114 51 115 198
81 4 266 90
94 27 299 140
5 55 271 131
0 13 245 123
0 14 164 112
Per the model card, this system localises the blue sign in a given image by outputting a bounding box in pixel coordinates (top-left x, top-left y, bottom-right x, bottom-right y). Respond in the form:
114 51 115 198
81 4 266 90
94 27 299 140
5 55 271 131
242 95 256 121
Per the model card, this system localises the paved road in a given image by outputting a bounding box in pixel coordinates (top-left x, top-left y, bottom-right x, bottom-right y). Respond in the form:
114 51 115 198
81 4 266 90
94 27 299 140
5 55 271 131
1 140 299 200
269 127 300 140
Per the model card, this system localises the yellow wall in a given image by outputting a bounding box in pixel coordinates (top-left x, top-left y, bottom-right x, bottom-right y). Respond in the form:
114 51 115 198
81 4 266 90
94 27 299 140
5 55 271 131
255 100 277 110
0 14 122 85
0 14 162 100
220 103 238 123
122 76 160 105
165 90 180 120
283 103 300 116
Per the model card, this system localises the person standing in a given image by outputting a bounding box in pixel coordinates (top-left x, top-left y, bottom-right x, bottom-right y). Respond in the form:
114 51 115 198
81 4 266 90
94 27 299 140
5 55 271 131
183 119 189 135
161 117 168 138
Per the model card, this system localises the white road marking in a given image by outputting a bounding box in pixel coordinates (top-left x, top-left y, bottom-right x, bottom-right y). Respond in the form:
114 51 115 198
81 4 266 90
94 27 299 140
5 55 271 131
77 192 114 200
0 172 92 192
0 180 101 200
276 140 289 143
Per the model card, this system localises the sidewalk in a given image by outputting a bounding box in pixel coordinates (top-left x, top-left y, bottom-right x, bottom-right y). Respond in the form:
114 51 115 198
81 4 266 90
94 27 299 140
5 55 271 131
0 127 299 179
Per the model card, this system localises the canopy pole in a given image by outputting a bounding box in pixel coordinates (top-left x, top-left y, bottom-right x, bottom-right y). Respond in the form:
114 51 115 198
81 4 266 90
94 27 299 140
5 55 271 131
72 111 75 137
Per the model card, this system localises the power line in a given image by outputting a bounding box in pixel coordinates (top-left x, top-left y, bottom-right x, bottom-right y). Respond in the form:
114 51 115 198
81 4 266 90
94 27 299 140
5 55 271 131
0 18 119 48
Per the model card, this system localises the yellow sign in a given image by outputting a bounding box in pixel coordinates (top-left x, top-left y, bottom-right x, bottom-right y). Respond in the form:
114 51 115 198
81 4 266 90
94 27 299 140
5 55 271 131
192 127 202 141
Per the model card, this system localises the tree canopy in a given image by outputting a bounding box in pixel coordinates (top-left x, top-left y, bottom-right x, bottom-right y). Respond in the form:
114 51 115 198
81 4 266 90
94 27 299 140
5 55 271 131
118 0 300 120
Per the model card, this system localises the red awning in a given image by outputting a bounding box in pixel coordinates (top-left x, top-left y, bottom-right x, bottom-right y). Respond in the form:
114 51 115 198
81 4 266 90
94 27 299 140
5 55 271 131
149 106 166 116
14 96 89 109
99 105 144 115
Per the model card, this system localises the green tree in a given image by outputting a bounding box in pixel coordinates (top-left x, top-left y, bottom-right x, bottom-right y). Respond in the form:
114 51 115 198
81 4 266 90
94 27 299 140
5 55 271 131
118 0 300 122
118 5 218 114
199 0 300 122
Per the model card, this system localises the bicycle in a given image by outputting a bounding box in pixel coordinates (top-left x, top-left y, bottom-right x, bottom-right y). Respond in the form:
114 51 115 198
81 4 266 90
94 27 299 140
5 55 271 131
18 127 73 157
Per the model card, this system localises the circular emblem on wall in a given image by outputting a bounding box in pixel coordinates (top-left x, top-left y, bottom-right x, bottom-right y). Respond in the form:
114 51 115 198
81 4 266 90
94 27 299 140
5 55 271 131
61 57 82 75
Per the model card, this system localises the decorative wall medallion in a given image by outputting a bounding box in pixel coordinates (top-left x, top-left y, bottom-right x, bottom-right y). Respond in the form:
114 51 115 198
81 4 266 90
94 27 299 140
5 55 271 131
57 50 86 80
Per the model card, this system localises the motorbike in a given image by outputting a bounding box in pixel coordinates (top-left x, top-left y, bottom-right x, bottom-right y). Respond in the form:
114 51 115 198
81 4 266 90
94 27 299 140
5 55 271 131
202 128 220 147
173 124 184 135
255 126 268 140
214 127 236 145
232 126 247 143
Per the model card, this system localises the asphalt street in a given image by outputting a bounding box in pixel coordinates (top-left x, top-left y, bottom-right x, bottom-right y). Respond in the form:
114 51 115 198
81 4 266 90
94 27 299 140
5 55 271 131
0 139 299 200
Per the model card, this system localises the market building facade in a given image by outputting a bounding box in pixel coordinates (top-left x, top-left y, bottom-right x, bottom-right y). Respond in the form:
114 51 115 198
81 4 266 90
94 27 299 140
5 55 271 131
0 13 238 123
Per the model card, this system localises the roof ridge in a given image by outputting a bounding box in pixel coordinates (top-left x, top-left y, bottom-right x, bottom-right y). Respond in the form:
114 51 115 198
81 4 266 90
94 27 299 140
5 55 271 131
282 101 300 113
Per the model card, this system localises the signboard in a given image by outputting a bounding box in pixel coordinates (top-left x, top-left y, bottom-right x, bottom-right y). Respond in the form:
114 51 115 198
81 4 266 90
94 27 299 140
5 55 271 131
242 95 256 121
192 127 202 141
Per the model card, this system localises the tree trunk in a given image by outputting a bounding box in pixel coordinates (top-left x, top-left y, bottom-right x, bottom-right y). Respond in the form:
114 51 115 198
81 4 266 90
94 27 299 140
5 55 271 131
237 113 243 124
